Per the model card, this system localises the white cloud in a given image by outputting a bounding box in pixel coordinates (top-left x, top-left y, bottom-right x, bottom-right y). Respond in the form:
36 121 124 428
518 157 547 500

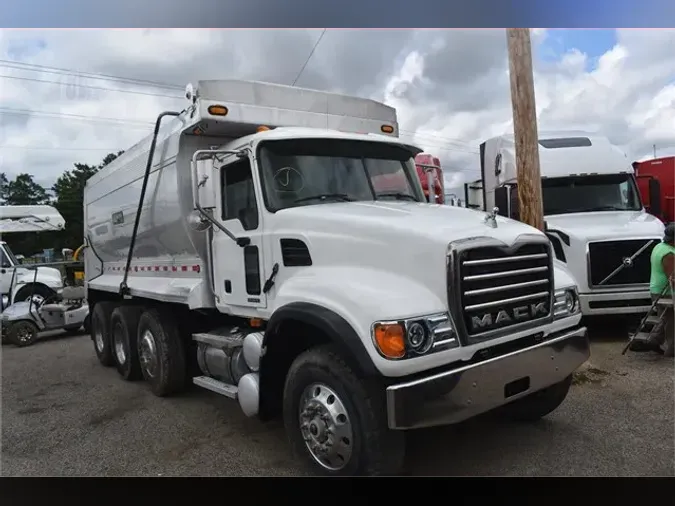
0 28 673 194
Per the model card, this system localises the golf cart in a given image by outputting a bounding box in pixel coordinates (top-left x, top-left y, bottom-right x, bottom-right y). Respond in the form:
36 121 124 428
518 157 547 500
1 267 90 347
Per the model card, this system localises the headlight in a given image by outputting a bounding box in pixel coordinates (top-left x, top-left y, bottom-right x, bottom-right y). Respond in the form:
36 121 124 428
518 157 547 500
554 288 580 319
372 312 458 360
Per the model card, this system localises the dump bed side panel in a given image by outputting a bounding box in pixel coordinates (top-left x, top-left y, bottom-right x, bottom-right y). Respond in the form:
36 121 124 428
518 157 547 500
84 116 227 308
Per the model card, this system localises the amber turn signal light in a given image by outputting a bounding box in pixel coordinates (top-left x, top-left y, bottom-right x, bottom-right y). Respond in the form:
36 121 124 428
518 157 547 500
373 322 406 359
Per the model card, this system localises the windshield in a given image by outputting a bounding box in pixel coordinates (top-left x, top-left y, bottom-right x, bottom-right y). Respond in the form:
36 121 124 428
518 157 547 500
542 173 642 215
257 139 425 211
1 244 19 265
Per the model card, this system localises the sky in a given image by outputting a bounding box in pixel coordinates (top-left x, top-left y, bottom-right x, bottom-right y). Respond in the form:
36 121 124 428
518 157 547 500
0 28 673 197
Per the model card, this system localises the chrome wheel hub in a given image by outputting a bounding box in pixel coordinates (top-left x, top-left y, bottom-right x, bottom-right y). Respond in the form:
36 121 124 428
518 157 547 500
16 326 35 343
139 330 158 378
299 383 353 471
113 325 126 365
94 329 104 352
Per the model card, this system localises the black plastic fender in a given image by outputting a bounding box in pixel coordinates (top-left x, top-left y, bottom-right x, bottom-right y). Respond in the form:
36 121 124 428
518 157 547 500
257 302 381 420
263 302 379 377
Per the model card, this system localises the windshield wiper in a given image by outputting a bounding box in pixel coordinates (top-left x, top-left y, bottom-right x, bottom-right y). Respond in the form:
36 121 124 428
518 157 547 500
294 193 355 204
376 192 418 202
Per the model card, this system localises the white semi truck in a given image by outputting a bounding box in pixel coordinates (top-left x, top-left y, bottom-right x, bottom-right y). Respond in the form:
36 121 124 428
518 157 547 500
84 80 589 476
0 205 66 309
465 132 665 318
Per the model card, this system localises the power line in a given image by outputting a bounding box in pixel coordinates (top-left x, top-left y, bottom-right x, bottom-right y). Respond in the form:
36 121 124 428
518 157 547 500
292 29 327 87
0 59 183 91
0 58 480 152
0 74 183 99
0 106 153 128
2 145 124 152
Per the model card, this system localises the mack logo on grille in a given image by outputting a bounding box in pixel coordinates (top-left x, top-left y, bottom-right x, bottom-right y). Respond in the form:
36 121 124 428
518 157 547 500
470 302 548 331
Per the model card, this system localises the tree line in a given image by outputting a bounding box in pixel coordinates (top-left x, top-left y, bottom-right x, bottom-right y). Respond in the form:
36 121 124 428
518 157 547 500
0 151 124 259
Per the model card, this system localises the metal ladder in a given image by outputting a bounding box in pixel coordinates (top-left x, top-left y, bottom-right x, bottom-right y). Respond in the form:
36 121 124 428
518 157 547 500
622 284 673 355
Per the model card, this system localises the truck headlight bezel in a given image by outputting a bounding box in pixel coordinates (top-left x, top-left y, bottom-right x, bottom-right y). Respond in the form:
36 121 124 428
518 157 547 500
371 312 458 360
554 287 580 319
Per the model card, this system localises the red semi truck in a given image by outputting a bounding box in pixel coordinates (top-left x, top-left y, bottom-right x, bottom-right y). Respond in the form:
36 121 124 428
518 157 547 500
633 156 675 224
370 152 445 204
415 153 445 204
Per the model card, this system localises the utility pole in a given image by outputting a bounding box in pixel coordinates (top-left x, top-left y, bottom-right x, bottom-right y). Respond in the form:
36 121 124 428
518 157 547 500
653 144 657 159
506 28 544 231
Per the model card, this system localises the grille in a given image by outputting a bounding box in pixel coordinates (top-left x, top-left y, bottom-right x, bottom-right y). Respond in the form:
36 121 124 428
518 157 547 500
458 243 553 341
587 239 658 287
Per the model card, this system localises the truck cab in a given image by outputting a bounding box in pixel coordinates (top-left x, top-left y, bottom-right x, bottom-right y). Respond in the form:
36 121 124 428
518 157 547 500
633 156 675 224
415 153 445 204
0 205 67 308
466 132 665 317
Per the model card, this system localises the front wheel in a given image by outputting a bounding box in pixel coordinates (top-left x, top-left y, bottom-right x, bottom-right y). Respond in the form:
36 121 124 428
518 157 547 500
8 320 40 347
499 375 573 422
282 345 405 476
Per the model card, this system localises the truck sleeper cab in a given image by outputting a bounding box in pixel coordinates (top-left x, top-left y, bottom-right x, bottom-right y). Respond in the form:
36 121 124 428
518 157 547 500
84 80 589 476
466 132 666 318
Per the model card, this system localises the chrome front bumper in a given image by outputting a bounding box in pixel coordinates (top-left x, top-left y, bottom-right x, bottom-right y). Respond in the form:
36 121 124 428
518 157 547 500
579 290 652 316
385 326 589 430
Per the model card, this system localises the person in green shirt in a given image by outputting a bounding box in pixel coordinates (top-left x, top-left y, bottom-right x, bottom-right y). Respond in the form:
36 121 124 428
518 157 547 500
647 222 675 357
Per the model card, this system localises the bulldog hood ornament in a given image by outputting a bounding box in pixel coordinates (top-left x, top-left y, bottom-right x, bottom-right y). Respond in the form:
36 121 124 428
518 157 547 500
484 207 499 228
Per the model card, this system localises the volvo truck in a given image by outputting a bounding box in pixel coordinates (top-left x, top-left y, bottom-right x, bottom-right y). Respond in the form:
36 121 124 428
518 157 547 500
465 132 665 317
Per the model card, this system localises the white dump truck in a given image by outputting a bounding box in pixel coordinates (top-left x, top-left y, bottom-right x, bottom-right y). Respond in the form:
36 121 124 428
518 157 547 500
1 205 66 309
465 132 665 318
84 80 589 476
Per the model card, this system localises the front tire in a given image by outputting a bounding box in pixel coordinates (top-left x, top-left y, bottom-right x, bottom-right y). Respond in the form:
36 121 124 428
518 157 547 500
282 345 405 476
8 320 40 347
137 308 186 397
500 375 573 422
91 301 115 367
110 306 144 381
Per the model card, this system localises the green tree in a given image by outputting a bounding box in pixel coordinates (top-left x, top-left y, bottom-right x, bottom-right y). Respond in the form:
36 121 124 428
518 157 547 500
0 172 9 204
52 151 123 250
4 173 50 206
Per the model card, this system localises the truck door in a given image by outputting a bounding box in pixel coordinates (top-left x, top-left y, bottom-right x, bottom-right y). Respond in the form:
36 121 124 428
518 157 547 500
0 245 15 296
212 154 267 311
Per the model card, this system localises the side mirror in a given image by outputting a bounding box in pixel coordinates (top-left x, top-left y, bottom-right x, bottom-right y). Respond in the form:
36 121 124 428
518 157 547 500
648 178 662 217
195 159 217 209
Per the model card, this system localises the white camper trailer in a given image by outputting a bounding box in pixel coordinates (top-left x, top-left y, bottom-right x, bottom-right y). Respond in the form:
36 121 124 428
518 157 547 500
84 80 588 476
465 132 665 317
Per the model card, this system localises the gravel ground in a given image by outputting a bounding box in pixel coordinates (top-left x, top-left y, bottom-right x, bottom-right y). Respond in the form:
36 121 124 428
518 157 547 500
1 322 673 477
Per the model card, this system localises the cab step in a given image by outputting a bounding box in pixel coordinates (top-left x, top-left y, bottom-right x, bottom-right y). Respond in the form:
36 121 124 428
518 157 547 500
193 376 238 399
656 298 673 307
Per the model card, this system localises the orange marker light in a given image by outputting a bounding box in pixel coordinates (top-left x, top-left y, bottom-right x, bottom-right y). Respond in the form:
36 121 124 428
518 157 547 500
373 323 406 359
249 318 263 328
208 105 228 116
381 125 394 134
256 125 270 132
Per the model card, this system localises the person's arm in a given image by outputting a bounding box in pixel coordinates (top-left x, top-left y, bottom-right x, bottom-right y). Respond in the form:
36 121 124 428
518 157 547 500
662 253 675 286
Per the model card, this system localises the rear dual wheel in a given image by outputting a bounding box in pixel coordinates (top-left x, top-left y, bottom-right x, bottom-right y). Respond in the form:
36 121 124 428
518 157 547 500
110 306 144 381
